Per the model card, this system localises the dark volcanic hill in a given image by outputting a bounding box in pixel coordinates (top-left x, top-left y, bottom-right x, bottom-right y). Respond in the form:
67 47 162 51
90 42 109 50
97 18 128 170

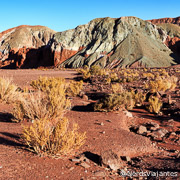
0 16 180 69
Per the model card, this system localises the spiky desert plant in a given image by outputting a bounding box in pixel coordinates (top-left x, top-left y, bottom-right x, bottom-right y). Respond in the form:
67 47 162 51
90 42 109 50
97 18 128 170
0 77 20 104
22 117 86 156
146 96 162 114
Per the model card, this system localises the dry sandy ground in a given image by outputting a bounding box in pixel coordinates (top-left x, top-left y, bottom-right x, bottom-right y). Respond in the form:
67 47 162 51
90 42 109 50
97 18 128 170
0 69 179 179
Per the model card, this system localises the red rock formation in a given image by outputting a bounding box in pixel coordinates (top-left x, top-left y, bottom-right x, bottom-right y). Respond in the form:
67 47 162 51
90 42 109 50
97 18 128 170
165 36 180 55
54 46 86 66
7 46 54 68
54 48 78 66
148 16 180 26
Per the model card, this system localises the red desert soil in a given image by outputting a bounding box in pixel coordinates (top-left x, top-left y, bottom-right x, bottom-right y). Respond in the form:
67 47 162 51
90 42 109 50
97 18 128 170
0 69 179 179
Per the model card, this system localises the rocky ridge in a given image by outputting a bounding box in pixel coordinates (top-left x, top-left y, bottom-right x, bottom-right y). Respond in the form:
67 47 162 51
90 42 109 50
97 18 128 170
0 16 180 68
51 16 177 68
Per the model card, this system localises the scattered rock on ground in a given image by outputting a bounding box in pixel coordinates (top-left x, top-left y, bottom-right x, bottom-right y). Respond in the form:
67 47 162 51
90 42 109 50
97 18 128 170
100 150 124 171
137 125 147 135
79 162 91 169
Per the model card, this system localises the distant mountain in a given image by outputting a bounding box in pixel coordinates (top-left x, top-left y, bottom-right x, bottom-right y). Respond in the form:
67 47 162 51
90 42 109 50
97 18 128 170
0 16 179 69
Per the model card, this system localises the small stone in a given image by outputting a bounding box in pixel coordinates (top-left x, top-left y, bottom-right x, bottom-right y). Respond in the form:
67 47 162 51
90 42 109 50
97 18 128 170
170 132 176 136
71 158 81 162
137 125 147 135
121 156 131 162
45 176 49 178
84 170 88 173
80 162 90 169
151 128 168 140
94 171 106 177
0 166 2 168
69 167 74 171
100 131 105 134
100 122 104 126
82 94 88 101
176 153 180 158
124 110 133 118
84 158 90 163
168 119 174 123
79 91 85 97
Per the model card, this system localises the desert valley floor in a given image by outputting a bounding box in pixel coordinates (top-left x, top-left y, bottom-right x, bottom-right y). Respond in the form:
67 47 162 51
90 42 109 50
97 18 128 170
0 68 179 179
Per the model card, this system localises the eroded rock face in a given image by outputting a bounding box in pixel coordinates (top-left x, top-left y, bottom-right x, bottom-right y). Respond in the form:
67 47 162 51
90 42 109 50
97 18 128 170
149 17 180 57
50 16 177 68
165 36 180 56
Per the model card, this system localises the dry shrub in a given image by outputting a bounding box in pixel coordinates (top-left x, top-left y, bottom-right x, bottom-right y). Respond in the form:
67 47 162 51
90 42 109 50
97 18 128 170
77 65 108 80
22 117 86 156
146 96 162 114
131 91 146 107
145 75 178 93
13 87 71 122
94 91 135 112
111 83 123 93
31 76 66 92
0 77 20 103
66 80 83 97
109 73 118 82
90 65 107 76
31 77 83 97
142 73 155 79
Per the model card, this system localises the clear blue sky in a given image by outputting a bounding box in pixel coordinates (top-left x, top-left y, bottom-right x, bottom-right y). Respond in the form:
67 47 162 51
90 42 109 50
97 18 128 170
1 0 179 33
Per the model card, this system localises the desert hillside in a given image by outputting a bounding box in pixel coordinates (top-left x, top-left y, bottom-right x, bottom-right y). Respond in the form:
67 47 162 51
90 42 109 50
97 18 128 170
0 16 180 69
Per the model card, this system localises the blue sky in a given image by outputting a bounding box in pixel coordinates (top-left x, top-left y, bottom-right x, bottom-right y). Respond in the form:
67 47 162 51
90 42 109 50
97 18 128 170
1 0 179 32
